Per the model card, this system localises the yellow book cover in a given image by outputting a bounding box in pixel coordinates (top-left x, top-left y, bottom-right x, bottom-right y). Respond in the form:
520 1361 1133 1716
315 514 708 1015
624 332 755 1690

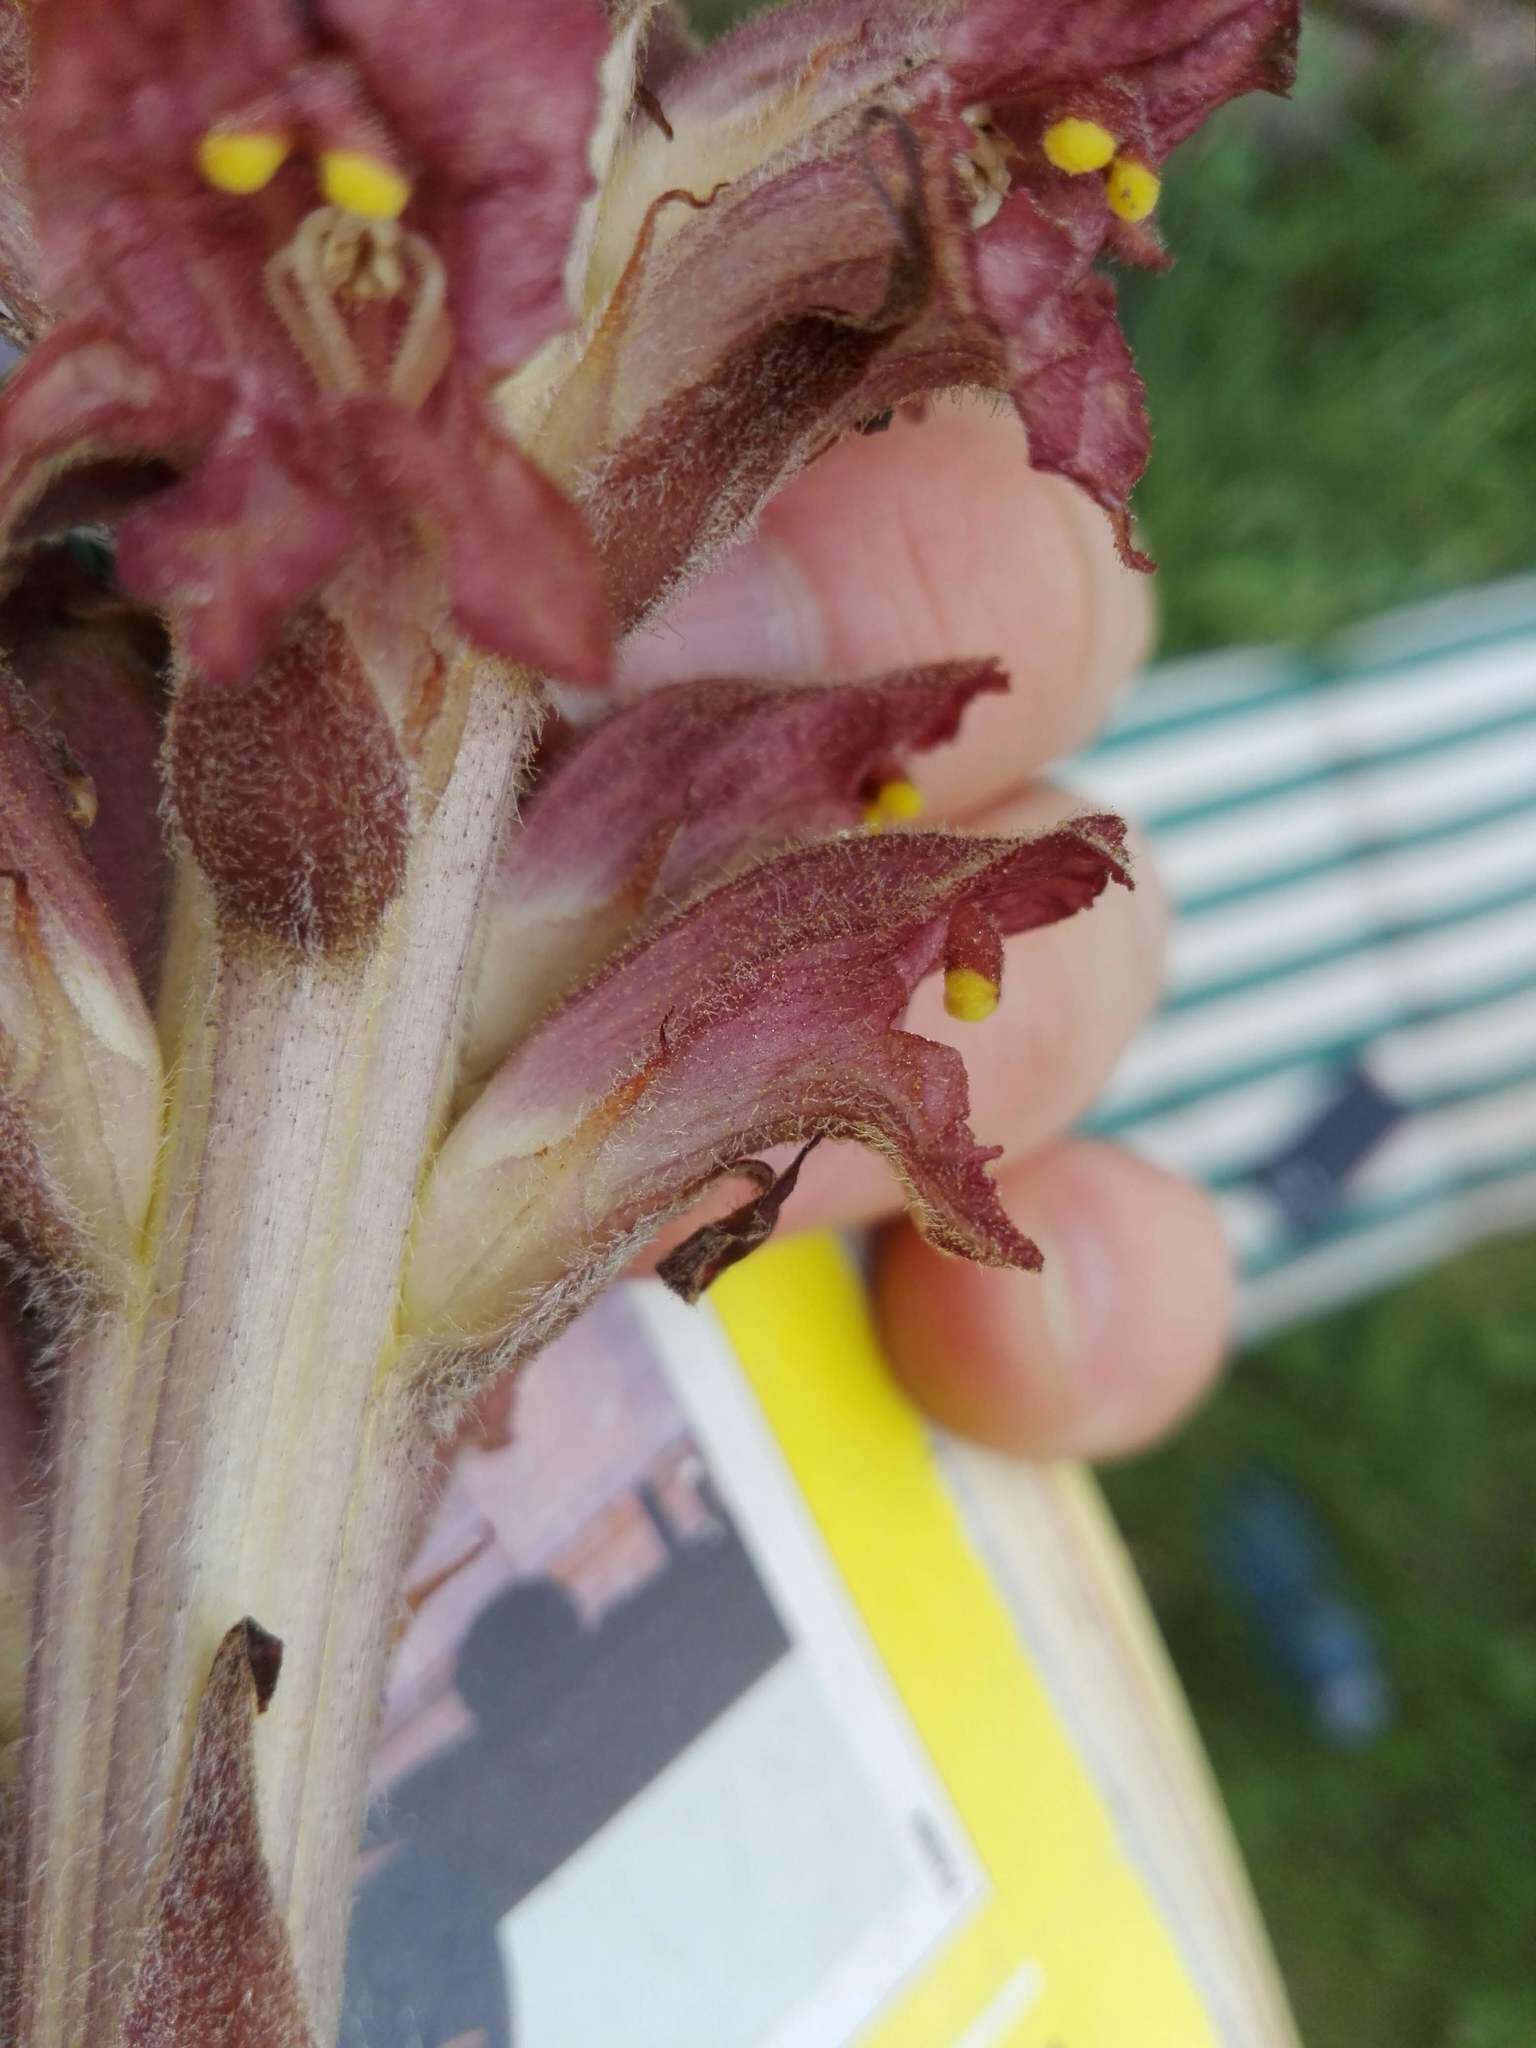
347 1237 1298 2048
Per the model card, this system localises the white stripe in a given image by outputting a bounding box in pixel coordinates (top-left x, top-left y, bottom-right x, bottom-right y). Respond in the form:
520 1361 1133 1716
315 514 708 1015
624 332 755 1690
1104 720 1536 911
1375 986 1536 1096
1347 1082 1536 1205
1334 576 1536 667
1078 640 1536 823
1101 894 1536 1114
1101 645 1288 738
1097 1069 1331 1182
951 1961 1047 2048
1168 806 1536 995
1099 987 1536 1192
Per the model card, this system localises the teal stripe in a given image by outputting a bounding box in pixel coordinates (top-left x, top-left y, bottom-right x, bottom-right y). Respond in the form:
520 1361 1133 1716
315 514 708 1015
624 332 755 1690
1092 615 1536 757
1086 957 1536 1136
1203 1051 1536 1195
1178 785 1536 922
1242 1150 1536 1285
1162 869 1536 1020
1138 700 1536 837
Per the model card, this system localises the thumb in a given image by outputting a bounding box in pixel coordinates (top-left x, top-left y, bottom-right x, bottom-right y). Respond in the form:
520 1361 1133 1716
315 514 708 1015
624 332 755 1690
875 1139 1233 1461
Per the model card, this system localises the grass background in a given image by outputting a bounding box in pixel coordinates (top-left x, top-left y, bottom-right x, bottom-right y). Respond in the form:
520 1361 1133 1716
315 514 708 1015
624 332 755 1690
697 9 1536 2041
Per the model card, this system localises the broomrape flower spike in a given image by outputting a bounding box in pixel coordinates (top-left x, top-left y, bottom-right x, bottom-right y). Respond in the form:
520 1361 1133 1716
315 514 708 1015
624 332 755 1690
0 1 1300 2041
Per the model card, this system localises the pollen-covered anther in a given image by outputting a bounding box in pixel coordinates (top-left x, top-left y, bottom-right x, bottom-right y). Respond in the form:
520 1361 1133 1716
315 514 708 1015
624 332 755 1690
942 898 1004 1023
196 128 292 197
319 149 412 223
1106 157 1161 223
863 778 924 829
943 965 1000 1022
1041 118 1118 175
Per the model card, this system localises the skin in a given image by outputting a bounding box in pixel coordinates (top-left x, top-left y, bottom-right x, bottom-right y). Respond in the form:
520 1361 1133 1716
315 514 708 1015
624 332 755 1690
621 395 1233 1462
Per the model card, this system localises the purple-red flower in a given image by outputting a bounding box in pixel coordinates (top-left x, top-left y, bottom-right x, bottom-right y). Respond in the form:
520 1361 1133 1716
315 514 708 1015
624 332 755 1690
548 0 1298 621
412 786 1130 1352
0 0 614 690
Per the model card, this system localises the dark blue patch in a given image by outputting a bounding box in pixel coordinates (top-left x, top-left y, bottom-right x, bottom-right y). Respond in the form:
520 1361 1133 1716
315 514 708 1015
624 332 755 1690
1256 1065 1406 1231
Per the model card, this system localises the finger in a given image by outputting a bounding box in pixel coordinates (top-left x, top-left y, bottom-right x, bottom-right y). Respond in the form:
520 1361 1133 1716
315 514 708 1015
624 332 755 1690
875 1139 1233 1460
617 395 1154 819
638 783 1166 1266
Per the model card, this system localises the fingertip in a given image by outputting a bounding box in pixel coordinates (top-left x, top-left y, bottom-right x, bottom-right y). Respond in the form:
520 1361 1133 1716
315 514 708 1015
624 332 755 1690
875 1140 1232 1461
617 397 1156 807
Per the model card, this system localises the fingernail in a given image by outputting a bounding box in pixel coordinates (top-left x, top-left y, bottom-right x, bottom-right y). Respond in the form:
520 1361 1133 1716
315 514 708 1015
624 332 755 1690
1044 1206 1107 1349
616 537 827 690
1039 1201 1119 1436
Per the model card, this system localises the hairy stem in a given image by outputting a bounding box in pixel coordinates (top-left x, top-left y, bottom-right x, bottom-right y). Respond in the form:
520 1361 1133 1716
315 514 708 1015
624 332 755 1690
13 673 536 2045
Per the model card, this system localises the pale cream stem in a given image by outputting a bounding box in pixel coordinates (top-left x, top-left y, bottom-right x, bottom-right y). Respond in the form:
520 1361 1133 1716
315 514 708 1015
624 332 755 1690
12 672 538 2046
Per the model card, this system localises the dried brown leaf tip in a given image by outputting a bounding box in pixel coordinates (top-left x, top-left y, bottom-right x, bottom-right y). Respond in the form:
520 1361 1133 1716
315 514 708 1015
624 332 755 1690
117 1619 316 2048
657 1137 823 1303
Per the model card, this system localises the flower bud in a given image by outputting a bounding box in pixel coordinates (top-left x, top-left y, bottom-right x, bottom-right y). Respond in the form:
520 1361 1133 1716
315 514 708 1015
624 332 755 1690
0 678 162 1281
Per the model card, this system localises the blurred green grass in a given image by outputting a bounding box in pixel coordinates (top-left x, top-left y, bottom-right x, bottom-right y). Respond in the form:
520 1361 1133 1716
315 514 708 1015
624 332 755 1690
696 10 1536 2040
1120 26 1536 655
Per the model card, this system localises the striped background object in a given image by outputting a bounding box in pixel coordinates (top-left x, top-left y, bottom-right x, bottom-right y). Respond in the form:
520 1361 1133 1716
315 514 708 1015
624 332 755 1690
1071 578 1536 1341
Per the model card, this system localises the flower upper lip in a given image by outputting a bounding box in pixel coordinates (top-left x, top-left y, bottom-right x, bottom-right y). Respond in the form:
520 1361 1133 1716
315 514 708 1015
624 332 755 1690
0 0 618 690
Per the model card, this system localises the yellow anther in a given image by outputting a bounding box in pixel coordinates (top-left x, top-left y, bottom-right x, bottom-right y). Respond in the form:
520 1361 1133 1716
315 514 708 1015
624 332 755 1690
1042 118 1117 176
197 129 291 197
1105 157 1161 223
863 778 924 830
873 777 924 824
943 966 1000 1023
320 149 411 222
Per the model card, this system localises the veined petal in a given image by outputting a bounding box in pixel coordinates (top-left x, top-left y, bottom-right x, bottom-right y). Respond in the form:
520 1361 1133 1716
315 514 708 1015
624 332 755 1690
996 268 1152 568
947 0 1298 109
464 661 1005 1081
0 324 216 556
554 0 1297 620
318 0 611 372
0 672 162 1281
115 426 353 688
351 394 610 687
407 819 1130 1349
566 110 998 629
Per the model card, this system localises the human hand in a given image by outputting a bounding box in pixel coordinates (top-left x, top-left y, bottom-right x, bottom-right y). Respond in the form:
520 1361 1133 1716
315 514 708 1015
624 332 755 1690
622 398 1232 1462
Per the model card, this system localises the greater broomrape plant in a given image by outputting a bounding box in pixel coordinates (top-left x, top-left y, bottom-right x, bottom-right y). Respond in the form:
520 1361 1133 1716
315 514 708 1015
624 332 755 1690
0 1 1298 2040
